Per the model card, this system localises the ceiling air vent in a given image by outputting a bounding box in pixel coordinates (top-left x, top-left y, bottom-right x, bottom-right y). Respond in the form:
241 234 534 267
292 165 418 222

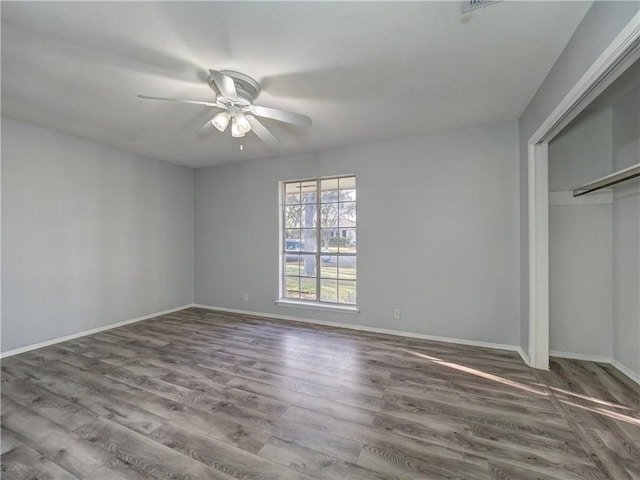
461 0 502 14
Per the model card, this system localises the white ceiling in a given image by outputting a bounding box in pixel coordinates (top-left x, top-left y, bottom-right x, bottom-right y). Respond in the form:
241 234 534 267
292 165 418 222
1 1 592 168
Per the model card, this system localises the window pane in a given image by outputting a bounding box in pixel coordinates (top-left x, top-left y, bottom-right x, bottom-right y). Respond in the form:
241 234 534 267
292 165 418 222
300 277 317 301
284 255 300 275
338 256 357 279
320 229 333 253
299 254 317 277
339 229 357 253
284 205 302 228
339 202 356 227
339 176 356 202
341 189 356 202
321 178 339 203
299 203 318 228
285 182 301 205
320 203 339 228
285 276 300 299
284 232 301 250
320 256 338 279
300 181 317 204
321 177 339 190
321 229 343 252
338 280 357 304
338 176 356 191
320 279 338 303
300 230 317 252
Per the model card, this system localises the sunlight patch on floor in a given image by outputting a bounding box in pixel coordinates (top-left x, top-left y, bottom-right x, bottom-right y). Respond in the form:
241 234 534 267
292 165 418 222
550 386 633 410
559 399 640 426
401 348 548 396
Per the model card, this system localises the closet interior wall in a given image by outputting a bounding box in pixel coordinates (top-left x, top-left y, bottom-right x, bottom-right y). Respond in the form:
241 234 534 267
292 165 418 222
611 81 640 378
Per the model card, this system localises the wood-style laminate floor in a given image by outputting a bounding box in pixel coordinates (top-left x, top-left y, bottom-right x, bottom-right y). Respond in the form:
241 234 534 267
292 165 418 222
1 308 638 479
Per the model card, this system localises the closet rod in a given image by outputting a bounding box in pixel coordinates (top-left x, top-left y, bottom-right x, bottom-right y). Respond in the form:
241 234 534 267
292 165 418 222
573 163 640 197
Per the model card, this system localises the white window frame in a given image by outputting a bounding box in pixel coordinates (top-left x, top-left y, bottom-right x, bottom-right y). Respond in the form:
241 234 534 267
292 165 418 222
276 175 359 313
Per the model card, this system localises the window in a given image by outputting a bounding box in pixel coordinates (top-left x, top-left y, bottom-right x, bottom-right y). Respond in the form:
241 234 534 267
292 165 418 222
281 175 357 306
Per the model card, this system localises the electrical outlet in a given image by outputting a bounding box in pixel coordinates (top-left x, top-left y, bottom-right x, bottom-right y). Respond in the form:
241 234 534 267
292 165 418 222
243 293 249 302
393 308 401 319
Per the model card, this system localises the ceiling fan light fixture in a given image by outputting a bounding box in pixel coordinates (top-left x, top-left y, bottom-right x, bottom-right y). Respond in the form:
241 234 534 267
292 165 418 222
231 120 245 138
211 111 231 132
234 112 252 135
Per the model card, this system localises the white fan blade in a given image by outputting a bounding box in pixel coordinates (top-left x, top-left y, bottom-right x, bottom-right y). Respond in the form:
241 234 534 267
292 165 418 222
247 115 280 147
138 95 219 108
249 104 312 127
208 70 238 100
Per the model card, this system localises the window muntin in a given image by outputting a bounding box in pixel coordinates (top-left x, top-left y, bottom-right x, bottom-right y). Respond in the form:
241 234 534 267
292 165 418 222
281 175 356 306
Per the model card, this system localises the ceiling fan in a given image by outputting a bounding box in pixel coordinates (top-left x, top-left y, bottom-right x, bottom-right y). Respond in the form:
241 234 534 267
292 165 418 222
139 69 311 148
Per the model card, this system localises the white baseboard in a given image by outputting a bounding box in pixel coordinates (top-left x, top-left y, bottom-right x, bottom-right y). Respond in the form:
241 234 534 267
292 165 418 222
0 304 192 359
611 359 640 385
550 351 639 385
549 350 612 364
192 303 520 354
517 346 530 366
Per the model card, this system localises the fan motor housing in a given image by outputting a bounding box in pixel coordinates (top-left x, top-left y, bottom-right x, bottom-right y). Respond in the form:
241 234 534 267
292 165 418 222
208 70 261 105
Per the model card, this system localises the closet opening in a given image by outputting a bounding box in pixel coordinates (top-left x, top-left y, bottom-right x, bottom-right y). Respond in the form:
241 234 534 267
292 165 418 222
547 59 639 382
527 14 640 371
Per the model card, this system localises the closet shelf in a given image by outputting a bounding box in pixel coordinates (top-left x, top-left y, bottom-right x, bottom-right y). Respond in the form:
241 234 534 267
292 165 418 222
573 163 640 197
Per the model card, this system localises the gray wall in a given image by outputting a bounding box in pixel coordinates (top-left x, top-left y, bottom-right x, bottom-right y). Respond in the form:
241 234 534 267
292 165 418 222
549 107 613 358
518 1 640 356
195 122 520 346
612 86 640 378
1 118 194 353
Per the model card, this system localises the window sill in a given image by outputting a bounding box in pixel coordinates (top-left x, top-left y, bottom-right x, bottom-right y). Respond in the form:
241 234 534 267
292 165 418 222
275 300 360 314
